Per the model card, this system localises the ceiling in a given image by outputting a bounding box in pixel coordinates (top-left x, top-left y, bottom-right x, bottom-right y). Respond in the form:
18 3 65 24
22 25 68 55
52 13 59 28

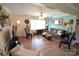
42 3 79 17
71 3 79 10
2 3 79 17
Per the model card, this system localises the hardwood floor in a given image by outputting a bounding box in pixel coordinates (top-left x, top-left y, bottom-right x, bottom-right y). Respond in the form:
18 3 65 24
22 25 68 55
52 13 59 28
19 35 52 50
19 35 77 56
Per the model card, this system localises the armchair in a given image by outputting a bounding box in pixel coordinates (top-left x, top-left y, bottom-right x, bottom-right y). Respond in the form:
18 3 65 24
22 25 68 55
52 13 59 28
59 32 76 49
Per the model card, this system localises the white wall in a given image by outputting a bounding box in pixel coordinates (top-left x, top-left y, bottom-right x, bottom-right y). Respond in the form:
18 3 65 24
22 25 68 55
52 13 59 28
72 16 77 32
10 14 38 37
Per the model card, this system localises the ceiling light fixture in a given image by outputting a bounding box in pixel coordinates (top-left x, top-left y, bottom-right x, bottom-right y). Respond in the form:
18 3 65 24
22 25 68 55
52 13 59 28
39 9 44 19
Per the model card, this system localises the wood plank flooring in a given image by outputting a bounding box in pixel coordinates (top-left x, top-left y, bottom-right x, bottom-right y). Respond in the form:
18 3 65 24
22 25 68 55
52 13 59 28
19 35 77 56
19 35 52 50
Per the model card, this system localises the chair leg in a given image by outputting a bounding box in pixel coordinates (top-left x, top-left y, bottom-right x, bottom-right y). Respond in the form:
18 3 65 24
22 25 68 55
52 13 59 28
68 44 71 49
59 42 62 48
30 34 32 39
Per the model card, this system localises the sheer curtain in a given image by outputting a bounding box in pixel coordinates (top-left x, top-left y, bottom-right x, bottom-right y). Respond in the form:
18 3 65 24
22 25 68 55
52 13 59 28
30 20 45 30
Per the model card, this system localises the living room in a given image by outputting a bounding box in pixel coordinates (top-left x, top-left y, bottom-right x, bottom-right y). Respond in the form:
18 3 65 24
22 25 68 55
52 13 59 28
0 3 79 56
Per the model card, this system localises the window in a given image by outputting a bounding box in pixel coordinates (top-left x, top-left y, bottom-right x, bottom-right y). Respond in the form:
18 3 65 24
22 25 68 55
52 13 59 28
30 20 45 30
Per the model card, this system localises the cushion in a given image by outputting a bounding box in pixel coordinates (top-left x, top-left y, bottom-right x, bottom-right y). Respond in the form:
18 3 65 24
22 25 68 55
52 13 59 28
56 30 62 35
50 28 57 33
8 36 19 51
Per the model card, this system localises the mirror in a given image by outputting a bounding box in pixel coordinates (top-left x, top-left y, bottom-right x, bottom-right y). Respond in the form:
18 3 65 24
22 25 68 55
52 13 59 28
54 18 63 25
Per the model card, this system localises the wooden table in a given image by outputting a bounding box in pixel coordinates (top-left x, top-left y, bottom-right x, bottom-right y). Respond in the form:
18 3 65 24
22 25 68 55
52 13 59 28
42 32 52 41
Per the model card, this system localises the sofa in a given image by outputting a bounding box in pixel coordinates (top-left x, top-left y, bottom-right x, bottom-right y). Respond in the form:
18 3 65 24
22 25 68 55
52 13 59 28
42 28 71 40
42 28 62 39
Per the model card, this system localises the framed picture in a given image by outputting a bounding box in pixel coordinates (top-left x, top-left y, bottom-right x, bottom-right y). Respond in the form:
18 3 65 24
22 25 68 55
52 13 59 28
25 19 29 24
54 18 63 25
77 19 79 25
69 19 73 24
